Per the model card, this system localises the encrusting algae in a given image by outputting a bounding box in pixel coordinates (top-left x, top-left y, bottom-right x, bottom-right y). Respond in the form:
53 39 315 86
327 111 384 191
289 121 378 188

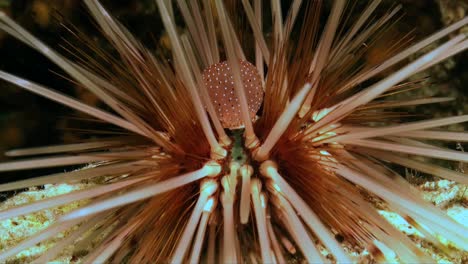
0 183 89 263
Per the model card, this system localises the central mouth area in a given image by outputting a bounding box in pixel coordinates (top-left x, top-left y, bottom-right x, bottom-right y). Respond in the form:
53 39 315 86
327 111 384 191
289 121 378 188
193 125 333 263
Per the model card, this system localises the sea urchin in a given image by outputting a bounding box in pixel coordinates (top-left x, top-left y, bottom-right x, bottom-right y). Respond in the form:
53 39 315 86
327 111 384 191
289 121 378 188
0 0 467 263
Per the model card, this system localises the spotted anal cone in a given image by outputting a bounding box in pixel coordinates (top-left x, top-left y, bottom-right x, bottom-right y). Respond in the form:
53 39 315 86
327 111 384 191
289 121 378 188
202 60 264 129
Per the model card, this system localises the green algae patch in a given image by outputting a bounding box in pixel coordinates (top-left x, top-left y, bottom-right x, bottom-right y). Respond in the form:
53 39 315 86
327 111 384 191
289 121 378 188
0 183 90 263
